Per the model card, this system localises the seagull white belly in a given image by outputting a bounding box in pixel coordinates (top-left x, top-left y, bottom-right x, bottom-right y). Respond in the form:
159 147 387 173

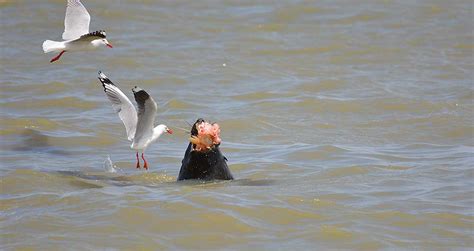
130 139 151 151
65 39 101 51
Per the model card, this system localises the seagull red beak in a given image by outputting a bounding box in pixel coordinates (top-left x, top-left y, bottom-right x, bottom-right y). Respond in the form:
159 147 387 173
167 128 173 134
106 43 113 48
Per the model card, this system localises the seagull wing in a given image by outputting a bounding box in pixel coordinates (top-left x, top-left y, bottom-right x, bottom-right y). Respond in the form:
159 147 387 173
131 87 158 148
98 71 137 141
62 0 91 40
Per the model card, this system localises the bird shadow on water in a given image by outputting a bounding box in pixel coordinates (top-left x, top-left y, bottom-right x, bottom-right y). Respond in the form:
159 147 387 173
54 170 276 190
11 129 71 156
9 129 275 189
53 154 275 189
54 170 156 189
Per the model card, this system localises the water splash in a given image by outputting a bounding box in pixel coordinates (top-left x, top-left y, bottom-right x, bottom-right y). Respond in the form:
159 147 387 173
103 155 121 173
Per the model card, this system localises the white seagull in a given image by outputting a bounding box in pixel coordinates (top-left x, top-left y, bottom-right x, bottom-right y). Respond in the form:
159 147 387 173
42 0 113 63
98 71 173 170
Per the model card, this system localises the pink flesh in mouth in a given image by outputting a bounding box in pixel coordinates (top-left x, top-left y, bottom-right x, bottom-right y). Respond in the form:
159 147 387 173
191 122 221 151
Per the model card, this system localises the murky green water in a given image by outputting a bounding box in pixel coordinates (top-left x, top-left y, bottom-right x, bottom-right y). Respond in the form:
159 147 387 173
1 0 473 249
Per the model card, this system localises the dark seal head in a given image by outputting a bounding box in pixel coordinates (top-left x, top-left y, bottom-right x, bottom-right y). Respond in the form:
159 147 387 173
177 118 233 181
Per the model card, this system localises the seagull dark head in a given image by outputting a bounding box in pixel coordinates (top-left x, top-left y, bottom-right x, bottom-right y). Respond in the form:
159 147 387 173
82 30 113 48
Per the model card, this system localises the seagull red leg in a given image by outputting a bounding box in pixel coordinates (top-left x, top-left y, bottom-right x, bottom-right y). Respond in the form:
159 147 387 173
141 153 148 170
136 152 140 169
50 50 66 63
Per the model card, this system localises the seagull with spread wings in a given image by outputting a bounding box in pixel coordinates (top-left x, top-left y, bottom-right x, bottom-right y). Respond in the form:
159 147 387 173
98 71 173 170
42 0 113 63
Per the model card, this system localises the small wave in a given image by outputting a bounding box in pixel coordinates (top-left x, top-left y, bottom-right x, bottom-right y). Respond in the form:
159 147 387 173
2 96 98 110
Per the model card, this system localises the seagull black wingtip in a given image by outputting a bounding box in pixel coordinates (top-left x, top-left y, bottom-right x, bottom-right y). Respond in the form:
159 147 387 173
97 71 115 92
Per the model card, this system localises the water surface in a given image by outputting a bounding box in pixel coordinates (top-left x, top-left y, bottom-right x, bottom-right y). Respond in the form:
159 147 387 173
1 0 473 249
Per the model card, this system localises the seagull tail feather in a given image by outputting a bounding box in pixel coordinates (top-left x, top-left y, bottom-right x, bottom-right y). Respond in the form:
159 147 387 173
42 40 64 53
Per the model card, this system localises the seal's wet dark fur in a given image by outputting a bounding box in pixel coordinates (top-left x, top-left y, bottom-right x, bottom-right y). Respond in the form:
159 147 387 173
177 119 233 181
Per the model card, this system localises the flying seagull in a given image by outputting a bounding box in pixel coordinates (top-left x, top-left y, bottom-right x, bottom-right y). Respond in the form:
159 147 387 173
42 0 113 63
98 71 172 170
